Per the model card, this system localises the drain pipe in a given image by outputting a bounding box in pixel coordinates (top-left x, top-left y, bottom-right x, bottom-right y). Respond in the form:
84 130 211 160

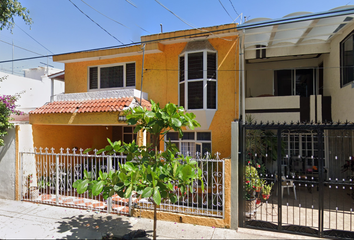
239 29 246 123
140 44 146 106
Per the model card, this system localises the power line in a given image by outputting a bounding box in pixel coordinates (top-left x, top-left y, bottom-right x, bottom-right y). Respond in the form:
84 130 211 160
68 0 124 44
154 0 232 41
80 0 127 28
80 0 150 34
218 0 234 21
125 0 137 8
0 25 239 64
228 0 239 16
154 0 198 29
0 39 44 56
16 25 54 54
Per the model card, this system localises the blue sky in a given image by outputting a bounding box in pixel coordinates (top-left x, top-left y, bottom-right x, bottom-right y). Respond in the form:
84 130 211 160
0 0 353 74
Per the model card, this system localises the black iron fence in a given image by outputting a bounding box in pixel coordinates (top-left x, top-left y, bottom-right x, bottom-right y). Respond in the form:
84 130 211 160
240 122 354 238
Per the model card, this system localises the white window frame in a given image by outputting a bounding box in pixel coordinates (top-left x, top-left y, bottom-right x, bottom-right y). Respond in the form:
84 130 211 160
165 131 212 157
87 62 136 91
283 132 326 173
179 50 218 110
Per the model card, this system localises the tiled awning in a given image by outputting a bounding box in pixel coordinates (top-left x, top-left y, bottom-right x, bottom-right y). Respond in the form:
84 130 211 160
30 97 151 114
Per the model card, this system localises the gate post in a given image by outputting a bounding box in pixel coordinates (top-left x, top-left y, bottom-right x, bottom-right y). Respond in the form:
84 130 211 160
231 121 239 230
239 120 245 227
56 155 59 204
20 152 24 201
318 127 324 237
277 128 282 231
107 156 112 214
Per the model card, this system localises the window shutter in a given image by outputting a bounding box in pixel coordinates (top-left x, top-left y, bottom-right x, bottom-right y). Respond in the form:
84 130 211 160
179 56 185 82
207 81 216 109
179 83 185 107
188 81 203 109
89 67 98 89
100 66 123 88
207 52 216 79
126 63 135 87
188 52 203 80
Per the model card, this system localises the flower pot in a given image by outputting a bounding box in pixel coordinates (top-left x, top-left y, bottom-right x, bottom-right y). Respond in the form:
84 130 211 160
29 187 39 199
262 194 270 200
244 198 256 217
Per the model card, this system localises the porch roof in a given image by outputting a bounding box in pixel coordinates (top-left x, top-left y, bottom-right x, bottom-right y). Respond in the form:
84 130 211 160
29 97 151 114
238 5 354 50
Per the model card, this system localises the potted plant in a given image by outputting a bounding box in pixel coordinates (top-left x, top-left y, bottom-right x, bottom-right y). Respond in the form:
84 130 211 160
37 176 51 194
244 165 259 215
26 174 39 199
261 183 273 200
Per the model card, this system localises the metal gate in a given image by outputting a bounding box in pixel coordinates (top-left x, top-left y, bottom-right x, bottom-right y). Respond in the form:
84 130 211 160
240 122 354 238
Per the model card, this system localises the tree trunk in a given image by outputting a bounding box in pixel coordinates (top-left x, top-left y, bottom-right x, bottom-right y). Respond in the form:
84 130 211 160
153 202 157 240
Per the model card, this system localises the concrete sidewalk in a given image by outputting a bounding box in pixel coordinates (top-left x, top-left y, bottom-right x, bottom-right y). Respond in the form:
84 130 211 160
0 199 322 239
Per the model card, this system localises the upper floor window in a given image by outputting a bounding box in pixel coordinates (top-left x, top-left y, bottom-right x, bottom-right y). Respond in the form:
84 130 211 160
89 62 135 90
274 68 314 97
179 51 217 110
341 32 354 87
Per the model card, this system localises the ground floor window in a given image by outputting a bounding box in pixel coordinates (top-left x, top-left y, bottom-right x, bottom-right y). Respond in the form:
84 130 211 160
112 126 136 144
165 131 211 157
282 131 325 176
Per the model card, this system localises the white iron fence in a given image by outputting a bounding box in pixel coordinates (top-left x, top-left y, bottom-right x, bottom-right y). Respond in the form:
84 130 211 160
20 148 225 218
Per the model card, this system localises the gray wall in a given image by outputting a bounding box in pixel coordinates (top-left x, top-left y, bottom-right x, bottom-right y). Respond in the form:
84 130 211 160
0 128 16 200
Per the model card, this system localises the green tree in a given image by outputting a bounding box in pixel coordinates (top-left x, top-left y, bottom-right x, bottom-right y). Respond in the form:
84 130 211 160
73 101 203 240
0 0 32 30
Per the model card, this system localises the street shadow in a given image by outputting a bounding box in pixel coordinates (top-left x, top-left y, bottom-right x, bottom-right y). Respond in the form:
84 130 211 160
56 213 151 239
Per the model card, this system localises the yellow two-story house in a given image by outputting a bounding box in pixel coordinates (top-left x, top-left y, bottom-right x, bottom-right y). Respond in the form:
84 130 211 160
29 24 239 158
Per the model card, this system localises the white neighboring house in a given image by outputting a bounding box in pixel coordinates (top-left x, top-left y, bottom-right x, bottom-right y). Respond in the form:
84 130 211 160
0 67 64 200
0 66 64 114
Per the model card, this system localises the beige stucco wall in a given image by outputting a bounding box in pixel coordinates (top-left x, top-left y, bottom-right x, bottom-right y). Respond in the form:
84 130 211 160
245 58 319 97
325 23 354 121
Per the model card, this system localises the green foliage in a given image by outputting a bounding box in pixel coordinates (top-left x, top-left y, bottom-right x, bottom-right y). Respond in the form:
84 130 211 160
73 101 203 206
262 183 273 195
244 164 272 201
245 115 284 162
0 94 22 146
0 0 32 31
37 176 50 189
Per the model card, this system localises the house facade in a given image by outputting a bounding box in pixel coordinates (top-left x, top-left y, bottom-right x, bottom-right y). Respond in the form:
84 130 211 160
29 24 239 158
238 6 354 179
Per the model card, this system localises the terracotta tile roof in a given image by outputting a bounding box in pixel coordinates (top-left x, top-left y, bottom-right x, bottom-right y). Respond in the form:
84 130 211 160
10 114 29 122
29 97 151 114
